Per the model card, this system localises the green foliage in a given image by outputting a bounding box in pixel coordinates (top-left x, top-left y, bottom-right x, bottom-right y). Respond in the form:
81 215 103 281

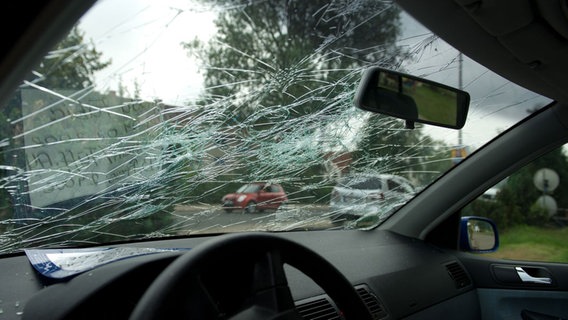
462 199 519 231
488 225 568 263
33 27 111 90
184 0 404 121
505 148 568 208
0 189 12 223
463 145 568 230
280 163 334 204
463 197 551 232
410 85 457 125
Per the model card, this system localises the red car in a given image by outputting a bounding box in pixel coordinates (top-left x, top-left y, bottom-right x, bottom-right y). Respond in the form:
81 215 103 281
222 183 288 213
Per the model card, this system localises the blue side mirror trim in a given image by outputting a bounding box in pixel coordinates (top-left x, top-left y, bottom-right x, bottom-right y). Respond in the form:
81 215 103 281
459 216 499 253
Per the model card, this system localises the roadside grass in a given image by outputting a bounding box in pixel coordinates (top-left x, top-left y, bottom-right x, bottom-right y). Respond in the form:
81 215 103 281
411 86 456 124
485 225 568 263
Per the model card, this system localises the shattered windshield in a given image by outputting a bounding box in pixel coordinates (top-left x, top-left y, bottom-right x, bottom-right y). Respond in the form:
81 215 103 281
0 0 550 254
340 176 382 190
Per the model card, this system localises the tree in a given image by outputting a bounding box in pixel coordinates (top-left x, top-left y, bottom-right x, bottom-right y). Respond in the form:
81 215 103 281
32 26 111 90
184 0 404 122
499 148 568 224
462 141 568 230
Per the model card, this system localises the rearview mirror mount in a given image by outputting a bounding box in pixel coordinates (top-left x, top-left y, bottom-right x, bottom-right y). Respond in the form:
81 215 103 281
354 67 470 129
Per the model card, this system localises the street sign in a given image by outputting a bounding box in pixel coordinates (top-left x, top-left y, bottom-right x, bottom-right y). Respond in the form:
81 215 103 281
533 168 559 193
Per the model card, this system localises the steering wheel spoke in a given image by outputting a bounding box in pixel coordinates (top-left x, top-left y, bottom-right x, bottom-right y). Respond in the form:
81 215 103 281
184 275 224 318
245 250 298 318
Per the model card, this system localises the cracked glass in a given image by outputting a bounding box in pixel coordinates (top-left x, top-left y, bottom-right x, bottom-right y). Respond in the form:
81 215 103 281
0 0 550 254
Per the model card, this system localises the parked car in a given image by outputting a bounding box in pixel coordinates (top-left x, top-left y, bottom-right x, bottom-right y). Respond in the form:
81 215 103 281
330 174 415 220
222 183 288 213
1 0 568 319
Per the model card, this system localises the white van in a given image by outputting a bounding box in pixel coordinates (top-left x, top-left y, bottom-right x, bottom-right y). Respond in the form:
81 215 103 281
330 174 415 220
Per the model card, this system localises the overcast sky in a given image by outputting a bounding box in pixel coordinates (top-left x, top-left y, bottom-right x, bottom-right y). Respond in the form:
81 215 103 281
79 0 216 103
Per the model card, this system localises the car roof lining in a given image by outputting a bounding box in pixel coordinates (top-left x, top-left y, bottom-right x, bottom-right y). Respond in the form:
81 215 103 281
396 0 568 104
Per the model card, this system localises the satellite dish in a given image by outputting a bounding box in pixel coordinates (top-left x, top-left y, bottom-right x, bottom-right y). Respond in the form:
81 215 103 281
533 168 559 193
535 195 557 217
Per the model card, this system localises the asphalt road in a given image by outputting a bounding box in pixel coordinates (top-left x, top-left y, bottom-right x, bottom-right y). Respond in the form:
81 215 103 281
171 204 337 234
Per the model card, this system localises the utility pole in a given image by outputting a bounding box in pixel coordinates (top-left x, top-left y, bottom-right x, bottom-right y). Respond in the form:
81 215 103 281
451 52 465 166
458 52 463 147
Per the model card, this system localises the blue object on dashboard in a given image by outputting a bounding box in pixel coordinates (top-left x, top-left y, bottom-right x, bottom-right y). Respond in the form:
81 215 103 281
25 247 190 279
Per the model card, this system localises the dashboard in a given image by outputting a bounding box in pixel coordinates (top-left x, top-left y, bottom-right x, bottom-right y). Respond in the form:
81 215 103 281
0 230 481 319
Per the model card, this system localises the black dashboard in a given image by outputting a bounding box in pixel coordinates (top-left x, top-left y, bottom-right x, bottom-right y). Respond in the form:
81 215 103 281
0 230 481 319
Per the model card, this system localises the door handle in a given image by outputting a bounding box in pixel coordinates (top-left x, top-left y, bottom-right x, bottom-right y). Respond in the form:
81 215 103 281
515 267 552 284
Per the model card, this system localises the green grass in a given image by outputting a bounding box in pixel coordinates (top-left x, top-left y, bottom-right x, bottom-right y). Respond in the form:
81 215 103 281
485 225 568 263
408 85 457 126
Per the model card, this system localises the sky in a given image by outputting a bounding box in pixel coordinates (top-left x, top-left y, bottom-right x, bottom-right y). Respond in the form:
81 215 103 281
76 0 552 150
79 0 216 103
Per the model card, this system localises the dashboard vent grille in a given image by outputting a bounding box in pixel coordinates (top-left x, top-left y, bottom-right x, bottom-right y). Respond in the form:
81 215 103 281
296 297 340 320
446 261 471 289
356 286 388 319
295 286 388 320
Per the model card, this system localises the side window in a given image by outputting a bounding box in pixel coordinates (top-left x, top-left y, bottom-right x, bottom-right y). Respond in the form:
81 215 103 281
370 178 382 190
389 178 414 194
387 179 400 192
462 143 568 263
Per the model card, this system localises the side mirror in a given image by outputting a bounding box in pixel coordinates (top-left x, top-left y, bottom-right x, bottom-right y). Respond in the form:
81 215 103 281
459 216 499 253
354 67 470 129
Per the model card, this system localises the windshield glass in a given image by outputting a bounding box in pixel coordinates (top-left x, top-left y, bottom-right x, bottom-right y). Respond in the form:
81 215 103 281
0 0 551 254
339 176 382 190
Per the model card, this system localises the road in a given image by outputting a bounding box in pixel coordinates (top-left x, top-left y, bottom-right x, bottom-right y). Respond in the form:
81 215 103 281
170 204 337 235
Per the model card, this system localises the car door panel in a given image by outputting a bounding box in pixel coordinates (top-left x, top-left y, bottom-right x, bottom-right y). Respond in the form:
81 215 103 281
457 253 568 319
477 289 568 320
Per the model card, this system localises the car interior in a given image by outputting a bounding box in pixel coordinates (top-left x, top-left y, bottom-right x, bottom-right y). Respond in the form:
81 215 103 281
1 0 568 319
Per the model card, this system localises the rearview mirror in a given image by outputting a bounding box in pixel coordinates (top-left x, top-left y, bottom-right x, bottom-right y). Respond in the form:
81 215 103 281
354 67 470 129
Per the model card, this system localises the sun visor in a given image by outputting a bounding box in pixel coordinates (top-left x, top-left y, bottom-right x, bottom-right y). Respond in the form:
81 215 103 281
449 0 568 102
537 1 568 40
453 0 533 36
498 23 568 65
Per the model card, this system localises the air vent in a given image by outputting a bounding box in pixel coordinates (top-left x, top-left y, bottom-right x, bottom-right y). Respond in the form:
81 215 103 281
355 286 388 320
295 286 388 320
445 261 471 289
296 297 340 320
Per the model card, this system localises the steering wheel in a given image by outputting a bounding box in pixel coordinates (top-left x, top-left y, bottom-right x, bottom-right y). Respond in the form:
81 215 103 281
129 232 373 319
